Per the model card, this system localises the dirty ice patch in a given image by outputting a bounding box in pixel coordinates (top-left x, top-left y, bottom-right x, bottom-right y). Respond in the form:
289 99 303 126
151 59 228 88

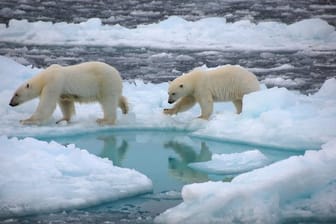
0 17 335 50
189 150 269 174
155 138 336 224
0 136 152 218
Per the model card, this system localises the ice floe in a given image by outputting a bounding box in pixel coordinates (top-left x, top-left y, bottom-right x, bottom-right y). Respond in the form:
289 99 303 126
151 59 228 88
189 150 270 174
155 139 336 223
0 17 335 50
0 136 152 217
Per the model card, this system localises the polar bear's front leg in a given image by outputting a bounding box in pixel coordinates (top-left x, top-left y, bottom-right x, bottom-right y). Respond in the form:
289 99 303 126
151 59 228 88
21 89 58 125
197 94 213 120
163 96 196 115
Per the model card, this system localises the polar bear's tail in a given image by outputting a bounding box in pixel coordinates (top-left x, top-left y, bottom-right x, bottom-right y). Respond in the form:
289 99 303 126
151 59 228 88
119 96 129 114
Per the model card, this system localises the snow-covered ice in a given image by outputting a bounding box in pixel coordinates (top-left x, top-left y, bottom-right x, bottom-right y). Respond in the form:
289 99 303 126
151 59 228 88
1 56 336 148
155 139 336 223
0 15 336 222
1 54 336 221
189 150 270 174
1 56 335 149
0 16 335 50
0 136 152 218
192 79 336 149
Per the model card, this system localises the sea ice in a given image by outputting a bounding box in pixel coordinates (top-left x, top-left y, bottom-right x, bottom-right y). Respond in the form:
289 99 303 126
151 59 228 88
0 9 335 223
0 56 335 150
0 136 152 217
189 150 270 174
155 138 336 223
193 79 336 149
0 17 335 50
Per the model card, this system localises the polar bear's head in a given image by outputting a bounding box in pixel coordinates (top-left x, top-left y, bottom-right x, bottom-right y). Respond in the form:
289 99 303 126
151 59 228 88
9 81 40 107
167 75 193 104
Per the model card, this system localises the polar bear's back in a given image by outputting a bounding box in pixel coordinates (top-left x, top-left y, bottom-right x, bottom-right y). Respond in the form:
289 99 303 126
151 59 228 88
51 62 122 102
205 65 260 101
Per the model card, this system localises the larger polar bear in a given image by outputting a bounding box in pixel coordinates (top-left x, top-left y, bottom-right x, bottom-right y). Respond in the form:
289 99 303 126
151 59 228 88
9 61 128 125
164 65 260 119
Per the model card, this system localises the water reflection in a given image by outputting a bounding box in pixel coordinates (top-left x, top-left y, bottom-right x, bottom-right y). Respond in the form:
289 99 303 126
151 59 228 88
97 135 128 166
42 130 302 193
164 141 212 183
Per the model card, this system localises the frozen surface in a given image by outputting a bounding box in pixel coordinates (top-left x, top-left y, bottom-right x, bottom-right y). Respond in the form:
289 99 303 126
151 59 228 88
1 55 336 221
0 136 152 217
0 3 335 222
155 139 336 223
1 56 336 150
0 17 335 51
189 150 270 174
193 78 336 149
0 47 336 221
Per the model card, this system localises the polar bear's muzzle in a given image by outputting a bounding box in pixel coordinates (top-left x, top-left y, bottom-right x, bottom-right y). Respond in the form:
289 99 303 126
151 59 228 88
168 99 175 104
9 96 19 107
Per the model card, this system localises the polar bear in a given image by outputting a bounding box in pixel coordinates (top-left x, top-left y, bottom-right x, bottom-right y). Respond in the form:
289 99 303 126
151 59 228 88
163 65 260 119
9 61 128 125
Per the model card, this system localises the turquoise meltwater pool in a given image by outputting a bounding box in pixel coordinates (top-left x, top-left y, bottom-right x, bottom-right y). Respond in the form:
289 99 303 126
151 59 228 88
29 129 304 223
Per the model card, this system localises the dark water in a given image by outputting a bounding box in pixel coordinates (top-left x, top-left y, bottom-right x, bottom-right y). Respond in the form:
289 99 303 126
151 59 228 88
0 130 302 224
0 0 335 27
1 42 336 94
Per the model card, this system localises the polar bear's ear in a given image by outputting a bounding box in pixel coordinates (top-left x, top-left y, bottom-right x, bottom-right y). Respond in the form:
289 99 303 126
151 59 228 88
179 84 183 88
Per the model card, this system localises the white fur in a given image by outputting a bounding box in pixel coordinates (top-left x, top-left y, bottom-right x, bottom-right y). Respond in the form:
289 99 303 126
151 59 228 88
164 65 260 119
9 61 128 125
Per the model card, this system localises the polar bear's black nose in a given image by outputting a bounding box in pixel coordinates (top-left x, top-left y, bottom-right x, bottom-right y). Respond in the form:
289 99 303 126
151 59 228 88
9 99 18 107
168 99 174 104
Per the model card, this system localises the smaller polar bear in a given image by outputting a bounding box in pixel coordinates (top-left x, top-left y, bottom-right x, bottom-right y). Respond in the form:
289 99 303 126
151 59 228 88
9 61 128 125
163 65 260 119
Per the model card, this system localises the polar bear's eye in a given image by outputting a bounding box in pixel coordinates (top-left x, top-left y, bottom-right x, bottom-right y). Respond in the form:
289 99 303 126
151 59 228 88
26 83 30 88
179 84 183 88
172 92 176 96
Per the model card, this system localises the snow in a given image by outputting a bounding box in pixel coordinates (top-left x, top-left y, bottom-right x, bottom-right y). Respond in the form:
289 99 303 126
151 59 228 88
189 150 270 174
0 16 336 222
1 55 336 220
0 136 152 218
249 64 295 73
262 77 305 88
155 139 336 223
0 16 335 50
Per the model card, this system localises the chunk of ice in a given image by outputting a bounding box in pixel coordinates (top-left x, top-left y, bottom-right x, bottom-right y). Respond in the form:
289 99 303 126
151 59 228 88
189 150 269 174
0 136 152 217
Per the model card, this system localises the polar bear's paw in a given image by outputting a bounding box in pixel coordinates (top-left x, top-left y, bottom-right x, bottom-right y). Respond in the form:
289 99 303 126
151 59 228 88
20 118 41 125
163 108 177 115
96 118 115 126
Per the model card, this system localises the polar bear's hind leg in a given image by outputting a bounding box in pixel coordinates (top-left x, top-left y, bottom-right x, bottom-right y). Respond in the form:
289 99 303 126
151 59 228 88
97 96 118 125
232 99 243 114
119 96 129 114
